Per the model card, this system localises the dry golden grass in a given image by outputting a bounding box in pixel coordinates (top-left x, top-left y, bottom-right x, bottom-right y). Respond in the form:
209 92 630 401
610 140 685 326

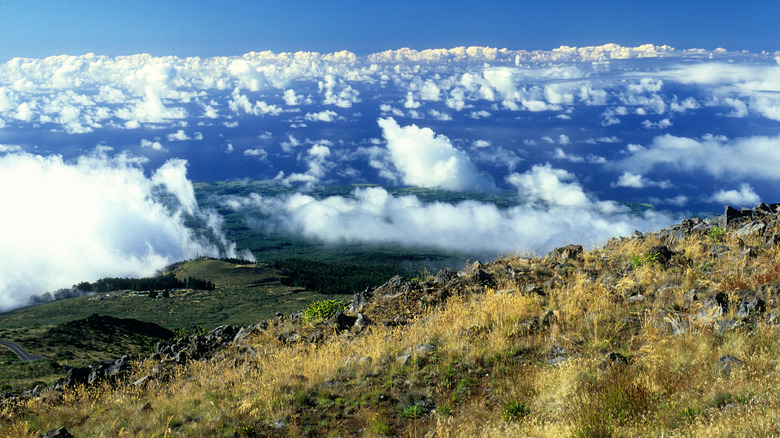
4 223 780 437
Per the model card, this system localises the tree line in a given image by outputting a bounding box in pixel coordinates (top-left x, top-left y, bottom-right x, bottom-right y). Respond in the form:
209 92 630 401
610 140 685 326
78 273 215 293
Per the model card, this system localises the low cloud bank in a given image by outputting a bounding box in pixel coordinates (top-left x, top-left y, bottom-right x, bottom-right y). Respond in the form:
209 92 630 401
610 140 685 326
223 185 677 257
0 150 249 311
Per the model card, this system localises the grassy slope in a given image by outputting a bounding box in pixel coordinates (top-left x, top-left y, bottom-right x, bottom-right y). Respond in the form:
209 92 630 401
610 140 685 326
6 220 780 436
0 259 351 394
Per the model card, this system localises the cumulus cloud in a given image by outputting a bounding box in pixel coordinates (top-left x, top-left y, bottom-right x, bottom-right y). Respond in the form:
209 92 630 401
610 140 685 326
709 184 760 206
612 172 672 189
222 187 674 257
507 164 590 207
166 130 191 141
140 138 165 151
617 134 780 180
0 151 246 311
377 117 496 192
277 143 334 187
304 110 339 122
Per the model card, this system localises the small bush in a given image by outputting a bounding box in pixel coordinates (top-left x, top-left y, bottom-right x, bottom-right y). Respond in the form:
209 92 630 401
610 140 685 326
502 400 529 421
302 299 345 323
709 226 725 243
632 252 659 268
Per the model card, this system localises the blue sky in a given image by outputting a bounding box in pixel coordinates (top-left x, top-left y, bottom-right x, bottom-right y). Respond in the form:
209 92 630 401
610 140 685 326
1 1 778 60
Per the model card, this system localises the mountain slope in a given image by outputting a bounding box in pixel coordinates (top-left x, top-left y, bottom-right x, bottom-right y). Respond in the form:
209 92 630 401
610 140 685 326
4 204 780 437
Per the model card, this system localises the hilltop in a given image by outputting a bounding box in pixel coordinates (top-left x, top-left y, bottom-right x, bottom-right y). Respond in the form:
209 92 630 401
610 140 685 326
4 204 780 436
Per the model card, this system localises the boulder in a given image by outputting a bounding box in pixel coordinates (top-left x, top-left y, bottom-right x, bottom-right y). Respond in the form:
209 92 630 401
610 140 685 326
43 427 74 438
547 244 583 262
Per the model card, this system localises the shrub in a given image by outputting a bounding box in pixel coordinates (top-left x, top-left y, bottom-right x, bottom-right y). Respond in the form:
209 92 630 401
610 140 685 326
302 299 346 323
502 400 530 421
709 226 725 243
631 252 659 268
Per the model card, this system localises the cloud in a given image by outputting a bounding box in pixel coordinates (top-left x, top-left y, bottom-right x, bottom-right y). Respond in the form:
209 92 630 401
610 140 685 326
617 134 780 180
0 151 246 311
376 117 496 192
223 187 675 258
304 110 339 122
166 130 191 141
115 86 186 127
552 148 606 164
709 183 760 206
612 172 672 189
244 148 268 160
140 138 165 151
276 143 333 187
507 164 590 207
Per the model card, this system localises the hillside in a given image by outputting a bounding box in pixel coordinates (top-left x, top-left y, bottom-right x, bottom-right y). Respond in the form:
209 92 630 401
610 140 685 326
4 204 780 436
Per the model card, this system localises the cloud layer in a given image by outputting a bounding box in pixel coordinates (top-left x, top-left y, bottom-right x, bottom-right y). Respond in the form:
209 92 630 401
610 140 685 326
0 150 245 311
222 186 675 256
3 44 780 311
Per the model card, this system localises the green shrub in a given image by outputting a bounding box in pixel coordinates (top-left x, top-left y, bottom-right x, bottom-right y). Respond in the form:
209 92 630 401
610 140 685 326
709 226 725 243
302 299 346 323
502 400 530 421
631 252 659 269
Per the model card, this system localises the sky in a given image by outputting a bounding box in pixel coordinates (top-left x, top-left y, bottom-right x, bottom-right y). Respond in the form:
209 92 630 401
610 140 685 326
1 2 780 310
1 1 779 60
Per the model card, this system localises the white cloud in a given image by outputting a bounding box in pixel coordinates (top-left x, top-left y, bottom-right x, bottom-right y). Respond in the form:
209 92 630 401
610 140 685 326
617 133 780 180
376 117 495 192
507 164 590 208
428 109 453 121
116 86 186 127
277 143 333 187
641 118 672 129
140 138 165 151
244 148 268 160
0 151 245 311
166 129 191 141
304 110 339 122
709 183 760 206
224 186 675 258
552 148 606 164
612 172 672 189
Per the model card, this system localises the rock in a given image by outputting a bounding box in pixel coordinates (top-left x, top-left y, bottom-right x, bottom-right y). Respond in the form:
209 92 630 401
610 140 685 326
547 244 583 262
540 310 557 328
329 311 358 331
43 427 74 438
546 345 568 365
647 245 674 266
352 313 369 332
133 375 151 388
415 344 437 355
63 366 91 387
718 355 745 373
710 244 730 257
599 352 630 369
345 356 372 366
736 222 766 237
740 247 760 258
434 269 457 285
309 331 324 343
546 356 569 366
465 325 490 336
348 287 373 313
473 269 494 286
725 206 744 226
396 354 411 366
738 296 766 318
